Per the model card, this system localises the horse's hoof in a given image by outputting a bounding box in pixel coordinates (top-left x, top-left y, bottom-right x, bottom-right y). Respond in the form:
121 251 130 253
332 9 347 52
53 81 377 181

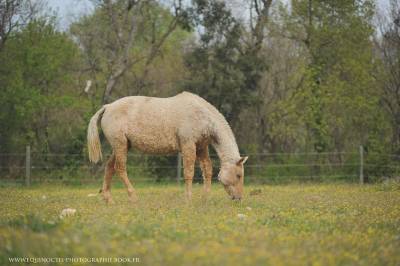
103 198 114 205
185 196 192 204
201 192 210 200
129 196 138 204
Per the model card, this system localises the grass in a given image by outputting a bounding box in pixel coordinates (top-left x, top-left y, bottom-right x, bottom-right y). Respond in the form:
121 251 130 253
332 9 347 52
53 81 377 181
0 182 399 265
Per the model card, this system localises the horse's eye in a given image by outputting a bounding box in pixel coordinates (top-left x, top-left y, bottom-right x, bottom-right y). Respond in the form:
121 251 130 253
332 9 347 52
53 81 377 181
236 174 241 179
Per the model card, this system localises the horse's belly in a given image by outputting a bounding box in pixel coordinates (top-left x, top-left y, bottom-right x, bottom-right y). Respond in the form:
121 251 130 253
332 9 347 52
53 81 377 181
128 132 178 154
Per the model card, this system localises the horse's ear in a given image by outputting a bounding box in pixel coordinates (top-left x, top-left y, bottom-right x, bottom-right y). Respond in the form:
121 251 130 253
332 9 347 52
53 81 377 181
236 156 249 166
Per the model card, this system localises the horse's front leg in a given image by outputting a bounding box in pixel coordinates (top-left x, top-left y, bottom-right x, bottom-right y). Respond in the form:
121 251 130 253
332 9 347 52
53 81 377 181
181 143 196 202
197 145 212 195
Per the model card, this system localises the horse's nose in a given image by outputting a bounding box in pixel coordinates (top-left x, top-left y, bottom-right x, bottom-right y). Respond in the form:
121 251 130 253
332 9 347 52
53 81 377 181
232 195 242 201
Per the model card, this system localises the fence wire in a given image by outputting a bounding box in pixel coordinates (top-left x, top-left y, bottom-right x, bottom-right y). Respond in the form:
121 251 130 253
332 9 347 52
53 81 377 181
0 150 399 184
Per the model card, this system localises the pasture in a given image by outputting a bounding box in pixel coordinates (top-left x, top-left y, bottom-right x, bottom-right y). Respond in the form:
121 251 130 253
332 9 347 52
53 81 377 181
0 183 399 265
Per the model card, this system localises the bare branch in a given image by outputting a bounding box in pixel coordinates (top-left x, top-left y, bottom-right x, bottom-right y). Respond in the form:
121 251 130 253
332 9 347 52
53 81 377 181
0 0 40 50
252 0 273 51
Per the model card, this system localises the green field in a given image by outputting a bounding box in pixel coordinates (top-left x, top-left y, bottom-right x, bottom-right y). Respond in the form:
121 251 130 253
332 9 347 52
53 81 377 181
0 182 399 265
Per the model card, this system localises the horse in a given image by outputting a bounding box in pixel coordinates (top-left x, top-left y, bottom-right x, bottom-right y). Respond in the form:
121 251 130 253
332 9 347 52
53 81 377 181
87 91 248 203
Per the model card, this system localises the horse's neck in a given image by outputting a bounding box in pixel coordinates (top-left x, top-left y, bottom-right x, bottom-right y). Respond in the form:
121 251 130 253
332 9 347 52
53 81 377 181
212 124 240 164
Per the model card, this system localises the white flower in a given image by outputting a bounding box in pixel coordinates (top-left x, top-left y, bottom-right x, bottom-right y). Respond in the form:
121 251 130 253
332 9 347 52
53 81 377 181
87 193 97 197
246 206 252 211
60 208 77 219
237 213 247 219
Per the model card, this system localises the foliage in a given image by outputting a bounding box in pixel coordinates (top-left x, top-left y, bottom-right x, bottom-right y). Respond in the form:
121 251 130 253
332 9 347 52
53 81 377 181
0 18 86 155
276 0 383 153
183 0 263 132
69 0 191 104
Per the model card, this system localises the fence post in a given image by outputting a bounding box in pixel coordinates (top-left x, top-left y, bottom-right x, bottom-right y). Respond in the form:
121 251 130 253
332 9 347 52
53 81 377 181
177 153 182 183
25 145 31 186
359 145 364 185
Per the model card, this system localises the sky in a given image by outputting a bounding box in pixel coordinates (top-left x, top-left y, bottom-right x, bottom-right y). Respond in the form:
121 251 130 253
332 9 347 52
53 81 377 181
47 0 392 31
46 0 94 30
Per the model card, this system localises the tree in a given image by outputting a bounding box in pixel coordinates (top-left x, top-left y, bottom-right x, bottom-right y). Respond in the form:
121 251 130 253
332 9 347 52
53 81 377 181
0 18 82 156
284 0 383 153
183 1 274 152
70 0 188 104
375 0 400 155
0 0 41 50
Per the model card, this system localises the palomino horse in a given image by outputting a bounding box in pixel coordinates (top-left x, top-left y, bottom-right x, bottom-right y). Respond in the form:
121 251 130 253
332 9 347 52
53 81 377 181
87 92 248 203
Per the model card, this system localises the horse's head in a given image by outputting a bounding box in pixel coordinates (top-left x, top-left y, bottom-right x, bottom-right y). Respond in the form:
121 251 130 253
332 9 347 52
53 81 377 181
218 156 248 200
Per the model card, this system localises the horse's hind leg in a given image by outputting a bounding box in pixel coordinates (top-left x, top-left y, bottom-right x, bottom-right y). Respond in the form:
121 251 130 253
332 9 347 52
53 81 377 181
102 153 115 204
114 142 138 203
197 145 212 195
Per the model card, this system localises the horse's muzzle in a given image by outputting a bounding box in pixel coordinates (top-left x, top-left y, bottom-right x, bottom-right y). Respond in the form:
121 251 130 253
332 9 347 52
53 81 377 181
231 195 242 201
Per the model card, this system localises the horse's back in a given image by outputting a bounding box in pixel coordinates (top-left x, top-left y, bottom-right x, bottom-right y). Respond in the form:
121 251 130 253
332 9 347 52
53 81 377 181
101 92 215 154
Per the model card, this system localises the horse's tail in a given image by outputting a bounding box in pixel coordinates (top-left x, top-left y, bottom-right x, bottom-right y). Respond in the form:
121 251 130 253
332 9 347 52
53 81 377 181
87 106 106 163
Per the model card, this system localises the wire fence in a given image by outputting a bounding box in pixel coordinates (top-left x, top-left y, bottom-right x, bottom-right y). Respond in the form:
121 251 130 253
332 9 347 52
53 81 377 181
0 146 399 185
